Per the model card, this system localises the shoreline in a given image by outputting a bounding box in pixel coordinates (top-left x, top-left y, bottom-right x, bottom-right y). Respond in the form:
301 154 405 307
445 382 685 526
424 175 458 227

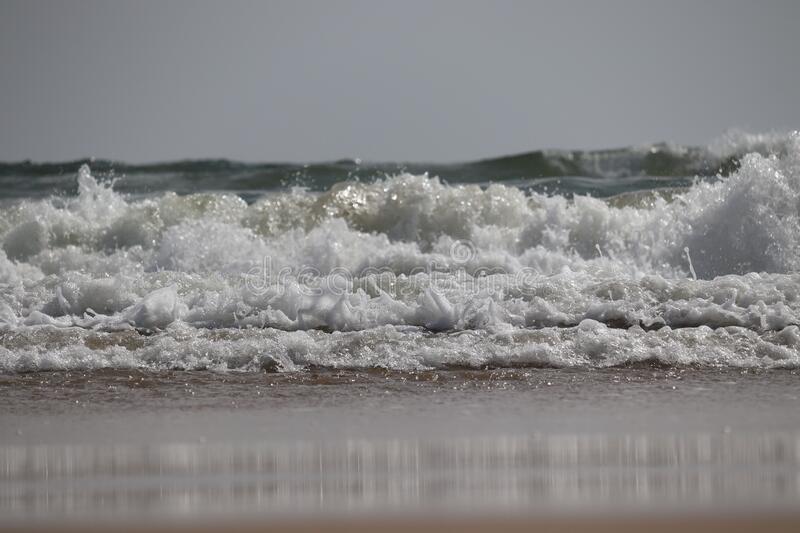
6 513 800 533
3 368 800 521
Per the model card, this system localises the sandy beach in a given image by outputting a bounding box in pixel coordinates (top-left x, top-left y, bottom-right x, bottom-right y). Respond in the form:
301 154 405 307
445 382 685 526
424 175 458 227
3 368 800 528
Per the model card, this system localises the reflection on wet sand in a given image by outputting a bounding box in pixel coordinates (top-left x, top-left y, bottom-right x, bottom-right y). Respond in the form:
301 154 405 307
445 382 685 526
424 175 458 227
3 432 799 519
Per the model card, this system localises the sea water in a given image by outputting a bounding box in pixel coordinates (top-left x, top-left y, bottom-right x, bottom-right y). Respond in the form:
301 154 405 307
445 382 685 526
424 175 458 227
0 130 798 372
1 130 800 519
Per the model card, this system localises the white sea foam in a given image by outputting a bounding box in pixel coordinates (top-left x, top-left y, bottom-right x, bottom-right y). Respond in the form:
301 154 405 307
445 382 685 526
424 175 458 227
1 133 799 371
707 128 791 160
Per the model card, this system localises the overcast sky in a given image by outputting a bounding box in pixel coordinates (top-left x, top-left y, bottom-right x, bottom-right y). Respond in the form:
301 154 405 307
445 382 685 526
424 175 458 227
1 0 798 163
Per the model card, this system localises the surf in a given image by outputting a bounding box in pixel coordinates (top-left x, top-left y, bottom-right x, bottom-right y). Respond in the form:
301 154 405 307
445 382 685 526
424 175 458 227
0 131 798 372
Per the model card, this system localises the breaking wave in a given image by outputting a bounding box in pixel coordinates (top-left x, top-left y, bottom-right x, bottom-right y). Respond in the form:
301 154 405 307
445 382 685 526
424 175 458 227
1 132 799 372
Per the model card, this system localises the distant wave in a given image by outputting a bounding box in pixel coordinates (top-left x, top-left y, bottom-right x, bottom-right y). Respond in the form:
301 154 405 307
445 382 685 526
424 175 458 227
0 130 789 199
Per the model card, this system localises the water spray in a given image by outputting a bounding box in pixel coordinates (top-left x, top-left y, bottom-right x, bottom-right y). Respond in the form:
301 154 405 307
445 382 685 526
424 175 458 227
684 247 697 281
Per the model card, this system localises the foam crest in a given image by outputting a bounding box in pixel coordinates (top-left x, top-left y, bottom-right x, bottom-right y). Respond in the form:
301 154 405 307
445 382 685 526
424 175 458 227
1 323 798 373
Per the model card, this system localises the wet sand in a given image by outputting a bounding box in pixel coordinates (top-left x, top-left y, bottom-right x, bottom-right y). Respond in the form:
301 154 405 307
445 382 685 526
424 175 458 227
5 514 800 533
2 368 800 526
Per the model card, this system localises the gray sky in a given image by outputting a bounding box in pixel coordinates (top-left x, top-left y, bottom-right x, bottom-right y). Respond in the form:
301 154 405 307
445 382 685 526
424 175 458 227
1 0 798 163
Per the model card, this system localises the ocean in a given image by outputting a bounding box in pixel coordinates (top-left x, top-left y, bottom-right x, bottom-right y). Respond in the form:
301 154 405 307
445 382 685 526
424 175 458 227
1 130 800 523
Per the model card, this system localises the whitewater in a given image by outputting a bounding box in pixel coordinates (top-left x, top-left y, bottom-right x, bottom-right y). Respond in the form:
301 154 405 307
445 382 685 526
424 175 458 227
1 132 799 373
